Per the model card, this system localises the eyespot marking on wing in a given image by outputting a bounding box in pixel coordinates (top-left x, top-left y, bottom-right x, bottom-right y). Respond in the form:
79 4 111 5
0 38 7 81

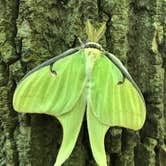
50 63 57 76
117 76 125 85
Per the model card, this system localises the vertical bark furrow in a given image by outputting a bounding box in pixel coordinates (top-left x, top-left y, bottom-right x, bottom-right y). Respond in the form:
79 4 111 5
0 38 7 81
127 0 165 165
0 0 20 165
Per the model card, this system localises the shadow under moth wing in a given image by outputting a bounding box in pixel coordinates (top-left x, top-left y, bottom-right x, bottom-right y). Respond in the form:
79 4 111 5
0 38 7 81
13 42 146 166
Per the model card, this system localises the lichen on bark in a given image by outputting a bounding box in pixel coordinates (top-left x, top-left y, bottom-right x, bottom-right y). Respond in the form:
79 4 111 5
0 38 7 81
0 0 166 166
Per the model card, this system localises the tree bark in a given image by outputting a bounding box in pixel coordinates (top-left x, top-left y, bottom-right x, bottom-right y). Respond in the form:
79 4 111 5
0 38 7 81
0 0 165 166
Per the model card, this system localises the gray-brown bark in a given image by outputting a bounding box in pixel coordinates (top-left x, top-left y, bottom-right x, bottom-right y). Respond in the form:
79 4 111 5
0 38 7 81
0 0 166 166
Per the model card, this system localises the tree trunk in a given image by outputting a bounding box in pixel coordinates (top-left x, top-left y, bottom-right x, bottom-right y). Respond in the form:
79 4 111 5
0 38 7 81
0 0 166 166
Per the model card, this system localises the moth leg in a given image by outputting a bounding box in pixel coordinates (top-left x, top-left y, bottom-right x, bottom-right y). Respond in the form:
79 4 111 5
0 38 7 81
49 63 57 76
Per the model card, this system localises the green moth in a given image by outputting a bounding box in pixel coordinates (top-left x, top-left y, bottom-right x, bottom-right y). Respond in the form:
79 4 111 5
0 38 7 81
13 21 146 166
13 42 146 166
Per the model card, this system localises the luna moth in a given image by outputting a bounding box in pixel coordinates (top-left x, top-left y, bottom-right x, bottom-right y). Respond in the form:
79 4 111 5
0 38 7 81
13 21 146 166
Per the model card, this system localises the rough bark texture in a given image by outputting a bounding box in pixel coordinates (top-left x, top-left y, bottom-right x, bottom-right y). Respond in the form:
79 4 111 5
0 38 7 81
0 0 166 166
